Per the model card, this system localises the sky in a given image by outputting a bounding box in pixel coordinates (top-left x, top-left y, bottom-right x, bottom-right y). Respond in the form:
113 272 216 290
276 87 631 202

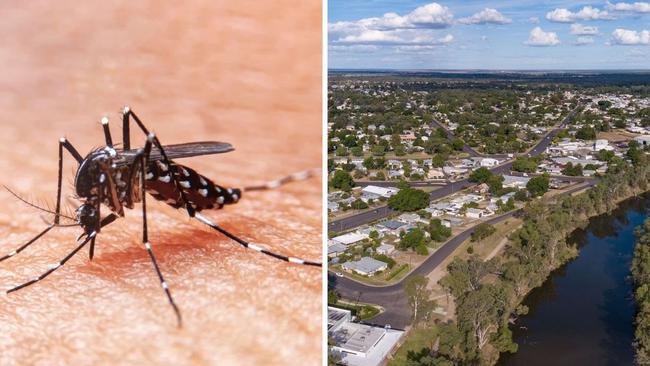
328 1 650 70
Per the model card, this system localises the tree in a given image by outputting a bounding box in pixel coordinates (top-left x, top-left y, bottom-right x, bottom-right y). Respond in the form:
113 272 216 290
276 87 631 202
575 126 596 140
452 139 465 151
351 146 363 157
388 188 431 211
526 174 550 197
512 157 538 173
327 290 339 305
472 223 496 242
335 145 348 156
469 167 493 184
331 170 354 192
399 228 427 251
561 162 583 176
371 145 386 156
429 218 452 242
404 275 436 324
350 198 368 210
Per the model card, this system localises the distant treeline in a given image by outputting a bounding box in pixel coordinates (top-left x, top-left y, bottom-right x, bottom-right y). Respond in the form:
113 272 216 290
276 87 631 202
633 219 650 365
405 145 650 365
329 71 650 94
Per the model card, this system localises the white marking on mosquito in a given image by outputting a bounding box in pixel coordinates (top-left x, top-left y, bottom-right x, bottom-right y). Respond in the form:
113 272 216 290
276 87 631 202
249 243 263 252
200 177 207 186
101 116 109 125
123 106 130 114
194 213 213 227
147 133 155 142
292 170 310 180
289 257 304 264
59 137 67 143
227 188 233 194
198 189 208 197
162 281 169 290
179 181 191 188
217 196 225 204
158 175 171 183
181 168 190 177
232 193 239 201
145 242 151 250
51 263 61 270
268 180 282 188
8 250 17 257
145 172 154 180
157 161 168 171
99 174 106 183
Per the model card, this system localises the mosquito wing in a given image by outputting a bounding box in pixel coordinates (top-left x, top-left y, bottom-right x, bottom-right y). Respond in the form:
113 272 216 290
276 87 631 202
114 141 234 167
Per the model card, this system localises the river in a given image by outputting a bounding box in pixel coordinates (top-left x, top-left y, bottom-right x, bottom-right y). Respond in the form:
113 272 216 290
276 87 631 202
497 195 648 366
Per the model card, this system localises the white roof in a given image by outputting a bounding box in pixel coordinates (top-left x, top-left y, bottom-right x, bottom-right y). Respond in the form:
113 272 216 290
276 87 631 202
362 185 398 196
332 233 368 245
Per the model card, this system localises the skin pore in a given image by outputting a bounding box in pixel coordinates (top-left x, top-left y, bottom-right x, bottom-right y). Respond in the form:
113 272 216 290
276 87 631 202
0 1 322 365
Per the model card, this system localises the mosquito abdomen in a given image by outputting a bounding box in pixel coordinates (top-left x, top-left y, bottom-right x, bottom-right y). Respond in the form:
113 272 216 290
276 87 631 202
144 161 241 212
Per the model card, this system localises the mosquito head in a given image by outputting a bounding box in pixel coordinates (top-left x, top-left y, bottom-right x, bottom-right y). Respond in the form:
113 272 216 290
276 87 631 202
76 203 98 234
74 147 116 198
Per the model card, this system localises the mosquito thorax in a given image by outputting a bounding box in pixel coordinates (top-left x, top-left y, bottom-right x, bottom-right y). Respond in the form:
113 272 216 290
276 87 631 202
74 147 116 198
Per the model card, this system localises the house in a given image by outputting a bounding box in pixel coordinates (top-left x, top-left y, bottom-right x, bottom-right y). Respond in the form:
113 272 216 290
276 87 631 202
397 213 420 224
634 135 650 147
328 243 347 257
427 168 445 180
376 244 395 255
473 183 489 194
328 201 340 212
361 185 399 200
331 233 368 246
342 257 388 276
502 175 530 189
328 307 404 366
480 158 499 167
465 208 485 219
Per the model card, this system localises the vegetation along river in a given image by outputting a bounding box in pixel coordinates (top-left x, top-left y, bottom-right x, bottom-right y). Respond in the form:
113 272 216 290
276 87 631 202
497 195 649 366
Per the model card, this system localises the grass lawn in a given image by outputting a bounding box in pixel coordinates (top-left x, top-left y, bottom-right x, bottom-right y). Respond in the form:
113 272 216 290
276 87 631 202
388 326 439 366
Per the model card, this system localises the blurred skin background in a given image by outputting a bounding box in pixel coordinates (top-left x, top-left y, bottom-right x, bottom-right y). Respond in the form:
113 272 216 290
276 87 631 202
0 1 322 365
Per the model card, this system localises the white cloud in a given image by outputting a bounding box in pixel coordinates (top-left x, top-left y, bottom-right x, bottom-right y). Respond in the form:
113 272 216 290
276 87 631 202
337 30 454 46
570 24 599 35
607 2 650 13
458 8 512 25
329 3 455 46
546 6 615 23
611 28 650 45
525 27 560 46
528 17 540 24
574 36 595 45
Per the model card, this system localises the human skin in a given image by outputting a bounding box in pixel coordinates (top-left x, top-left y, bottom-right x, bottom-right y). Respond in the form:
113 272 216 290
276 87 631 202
0 1 322 365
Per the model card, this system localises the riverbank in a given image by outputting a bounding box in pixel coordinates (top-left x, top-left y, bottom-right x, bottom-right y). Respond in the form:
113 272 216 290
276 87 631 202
411 154 650 365
632 218 650 365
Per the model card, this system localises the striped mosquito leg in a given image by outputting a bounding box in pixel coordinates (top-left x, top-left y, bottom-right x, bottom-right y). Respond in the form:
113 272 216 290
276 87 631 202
140 134 183 327
0 226 54 262
194 213 322 267
6 232 96 293
242 168 320 192
1 137 81 262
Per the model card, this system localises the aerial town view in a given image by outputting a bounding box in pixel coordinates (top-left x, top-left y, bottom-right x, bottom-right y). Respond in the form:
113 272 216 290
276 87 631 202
327 2 650 366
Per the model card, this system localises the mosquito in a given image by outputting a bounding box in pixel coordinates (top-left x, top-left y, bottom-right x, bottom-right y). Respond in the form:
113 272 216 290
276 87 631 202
1 106 321 327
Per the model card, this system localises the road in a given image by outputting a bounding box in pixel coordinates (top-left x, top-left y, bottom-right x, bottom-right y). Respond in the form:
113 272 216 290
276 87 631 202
328 106 579 233
330 182 593 329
